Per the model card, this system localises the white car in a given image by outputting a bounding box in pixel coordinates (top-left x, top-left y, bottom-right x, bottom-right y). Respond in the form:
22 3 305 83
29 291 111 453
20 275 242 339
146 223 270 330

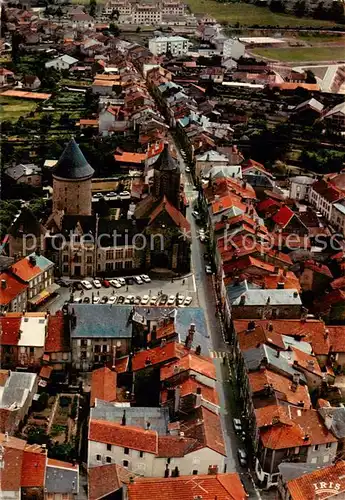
167 295 176 305
93 297 100 304
125 295 135 304
120 191 130 197
73 296 83 304
117 278 126 286
141 295 150 305
184 296 193 306
141 274 151 283
205 265 212 274
192 211 199 218
108 296 117 304
81 280 92 290
150 296 158 305
177 294 185 305
185 166 190 173
110 279 121 288
134 276 143 285
93 279 102 289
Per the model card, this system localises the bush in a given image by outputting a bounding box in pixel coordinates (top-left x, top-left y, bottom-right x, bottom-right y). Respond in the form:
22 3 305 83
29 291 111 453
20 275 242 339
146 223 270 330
59 396 71 408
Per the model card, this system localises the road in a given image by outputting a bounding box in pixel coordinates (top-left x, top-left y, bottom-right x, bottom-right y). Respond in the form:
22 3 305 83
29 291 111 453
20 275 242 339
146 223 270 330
171 135 261 499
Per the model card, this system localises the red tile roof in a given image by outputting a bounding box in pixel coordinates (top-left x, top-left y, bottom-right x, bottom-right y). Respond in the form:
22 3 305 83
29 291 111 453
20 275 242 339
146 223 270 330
0 272 28 305
236 323 285 352
0 314 21 345
10 257 42 282
91 367 117 406
328 326 345 353
88 464 132 500
311 179 344 203
115 355 129 373
242 158 265 170
1 434 26 491
114 152 146 164
21 447 47 487
45 312 68 352
157 435 196 457
39 365 53 380
248 369 311 407
330 276 345 290
149 196 190 232
132 342 188 372
292 348 322 376
304 260 333 278
182 406 226 456
89 419 158 454
233 319 329 356
255 405 291 428
263 271 301 292
271 205 294 228
128 474 247 500
160 353 216 381
47 458 78 470
223 255 275 276
287 460 345 500
211 194 246 215
161 377 219 406
256 198 280 213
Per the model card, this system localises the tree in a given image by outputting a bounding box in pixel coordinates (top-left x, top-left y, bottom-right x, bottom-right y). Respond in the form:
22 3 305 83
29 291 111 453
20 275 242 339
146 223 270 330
328 1 345 22
306 69 317 83
56 6 63 19
294 0 306 17
136 26 141 32
11 31 24 64
109 23 120 36
49 443 75 462
269 0 285 12
89 0 96 17
27 426 49 445
110 8 119 20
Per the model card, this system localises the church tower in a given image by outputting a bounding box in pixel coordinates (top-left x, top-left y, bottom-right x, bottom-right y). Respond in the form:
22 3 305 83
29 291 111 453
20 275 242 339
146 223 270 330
152 143 181 210
52 138 94 216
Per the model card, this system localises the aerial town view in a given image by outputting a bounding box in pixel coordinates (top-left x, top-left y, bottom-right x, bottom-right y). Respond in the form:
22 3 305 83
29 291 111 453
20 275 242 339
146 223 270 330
0 0 344 497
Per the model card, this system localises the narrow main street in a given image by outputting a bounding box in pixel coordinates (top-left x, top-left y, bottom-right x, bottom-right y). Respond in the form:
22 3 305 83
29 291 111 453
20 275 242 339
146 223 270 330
171 136 262 499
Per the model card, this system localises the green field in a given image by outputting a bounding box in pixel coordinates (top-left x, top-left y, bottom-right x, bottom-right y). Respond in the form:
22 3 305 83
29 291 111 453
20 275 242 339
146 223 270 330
185 0 339 27
0 96 37 122
252 46 345 61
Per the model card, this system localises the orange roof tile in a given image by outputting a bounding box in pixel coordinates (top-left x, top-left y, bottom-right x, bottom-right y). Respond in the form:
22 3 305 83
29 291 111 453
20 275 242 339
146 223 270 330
91 367 117 406
161 377 219 406
149 196 190 232
270 82 320 91
328 326 345 353
89 419 158 454
132 342 188 372
39 365 53 379
10 258 42 282
0 315 21 345
181 406 226 456
157 435 196 457
45 311 68 352
255 405 292 428
287 460 345 500
115 355 129 373
272 205 294 228
114 152 146 164
21 448 46 487
88 464 131 500
304 260 333 279
292 348 322 376
127 473 247 500
236 323 285 352
161 353 216 381
0 89 51 100
0 272 28 305
211 194 246 215
47 458 78 470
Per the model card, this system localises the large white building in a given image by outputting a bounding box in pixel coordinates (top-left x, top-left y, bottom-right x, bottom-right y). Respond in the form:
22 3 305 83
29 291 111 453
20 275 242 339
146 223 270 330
222 38 245 61
149 36 188 56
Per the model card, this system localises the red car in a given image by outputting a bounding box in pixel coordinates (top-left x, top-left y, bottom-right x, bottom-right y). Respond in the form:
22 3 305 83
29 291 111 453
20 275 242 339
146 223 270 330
102 279 110 288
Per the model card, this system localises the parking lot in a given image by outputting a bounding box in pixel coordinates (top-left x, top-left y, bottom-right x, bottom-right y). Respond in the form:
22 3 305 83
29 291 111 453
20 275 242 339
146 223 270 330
39 274 198 314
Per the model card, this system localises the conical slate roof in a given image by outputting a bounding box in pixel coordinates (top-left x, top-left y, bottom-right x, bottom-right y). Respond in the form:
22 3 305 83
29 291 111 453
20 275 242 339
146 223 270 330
154 143 180 172
53 138 94 180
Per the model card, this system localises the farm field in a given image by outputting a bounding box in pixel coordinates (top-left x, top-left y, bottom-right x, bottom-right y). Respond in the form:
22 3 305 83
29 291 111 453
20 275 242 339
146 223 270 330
0 96 37 122
185 0 340 27
252 46 345 62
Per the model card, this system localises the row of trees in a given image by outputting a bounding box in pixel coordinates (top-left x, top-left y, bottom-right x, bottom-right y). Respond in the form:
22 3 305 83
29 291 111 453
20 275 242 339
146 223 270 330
270 0 345 23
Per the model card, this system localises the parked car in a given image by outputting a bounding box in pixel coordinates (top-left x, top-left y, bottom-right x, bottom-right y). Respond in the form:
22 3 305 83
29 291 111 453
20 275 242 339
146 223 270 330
83 296 90 303
117 278 126 286
185 166 190 173
134 276 143 285
125 277 134 285
93 279 102 289
150 296 158 305
233 418 242 434
237 448 247 467
102 279 110 288
93 193 102 198
81 280 92 290
100 296 108 304
141 295 150 305
159 294 168 305
73 296 82 304
125 295 135 304
117 295 125 304
93 297 101 304
167 295 176 305
205 265 212 275
184 296 192 306
120 191 130 197
110 279 121 288
192 210 199 218
141 274 151 283
134 296 141 305
177 294 185 306
108 296 117 304
55 278 69 287
73 281 83 290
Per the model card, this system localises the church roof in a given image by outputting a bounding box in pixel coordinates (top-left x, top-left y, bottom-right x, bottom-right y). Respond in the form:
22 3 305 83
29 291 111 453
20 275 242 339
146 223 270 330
153 143 179 173
149 196 190 232
9 207 44 237
53 138 94 180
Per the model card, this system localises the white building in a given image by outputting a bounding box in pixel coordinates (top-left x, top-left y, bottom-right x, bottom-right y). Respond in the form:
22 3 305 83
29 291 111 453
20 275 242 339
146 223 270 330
5 163 42 186
222 38 245 61
309 179 344 220
195 150 230 180
132 6 162 24
149 36 188 56
45 55 79 70
289 175 315 201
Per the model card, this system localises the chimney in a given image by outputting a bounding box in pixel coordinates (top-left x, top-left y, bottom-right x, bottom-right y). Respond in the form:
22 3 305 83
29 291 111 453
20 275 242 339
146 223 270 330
195 387 202 408
239 295 246 306
274 266 279 274
247 321 256 332
164 465 170 478
277 282 285 289
195 345 201 355
174 386 181 414
151 325 157 342
293 291 298 298
266 296 271 305
185 323 195 350
283 268 287 277
324 329 329 339
1 280 6 289
267 323 273 332
146 421 151 430
121 410 126 426
275 350 280 358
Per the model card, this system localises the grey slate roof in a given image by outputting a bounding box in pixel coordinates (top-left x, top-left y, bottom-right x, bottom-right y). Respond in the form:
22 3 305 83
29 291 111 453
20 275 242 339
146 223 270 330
0 372 37 408
45 464 78 494
91 403 169 435
69 304 133 338
318 407 345 439
53 138 94 180
153 143 180 173
278 463 321 482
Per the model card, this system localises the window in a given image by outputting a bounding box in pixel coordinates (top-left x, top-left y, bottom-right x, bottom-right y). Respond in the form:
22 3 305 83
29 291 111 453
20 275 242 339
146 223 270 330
115 249 123 259
107 444 112 451
94 355 100 363
139 451 144 458
323 455 329 463
81 339 88 347
125 261 133 269
313 445 319 451
167 458 171 464
106 250 114 260
326 442 332 449
102 345 107 353
106 456 112 463
94 345 101 353
96 455 101 461
63 254 68 263
86 256 93 264
30 347 34 354
106 262 113 271
115 261 123 270
123 460 129 467
125 248 133 258
63 265 68 273
193 470 198 475
124 448 129 455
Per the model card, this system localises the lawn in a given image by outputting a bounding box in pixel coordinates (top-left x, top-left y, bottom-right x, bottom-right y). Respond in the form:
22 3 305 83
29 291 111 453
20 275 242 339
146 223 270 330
0 96 37 122
185 0 340 27
252 46 345 62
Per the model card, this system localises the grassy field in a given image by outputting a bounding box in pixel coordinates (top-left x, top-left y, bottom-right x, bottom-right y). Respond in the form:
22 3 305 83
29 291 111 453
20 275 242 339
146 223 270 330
0 96 37 122
185 0 339 27
252 46 345 61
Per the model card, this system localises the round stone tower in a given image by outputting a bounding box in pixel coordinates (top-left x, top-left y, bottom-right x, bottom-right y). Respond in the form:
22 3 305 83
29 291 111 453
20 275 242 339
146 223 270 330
52 138 94 216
